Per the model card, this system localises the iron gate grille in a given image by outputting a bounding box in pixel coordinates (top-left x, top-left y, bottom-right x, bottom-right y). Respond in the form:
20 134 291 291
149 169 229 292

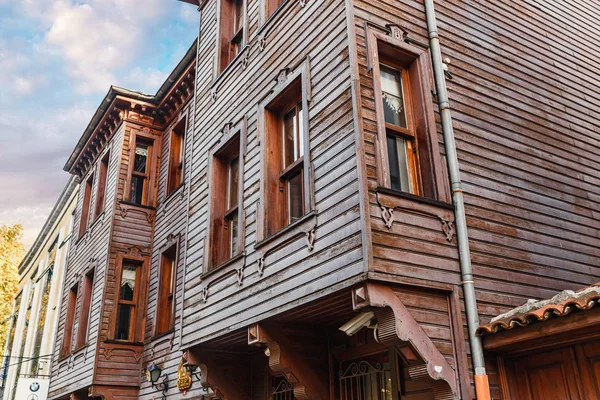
339 360 393 400
271 377 295 400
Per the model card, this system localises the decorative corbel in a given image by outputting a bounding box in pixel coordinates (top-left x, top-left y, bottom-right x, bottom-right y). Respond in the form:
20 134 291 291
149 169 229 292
222 122 233 136
305 226 316 251
380 205 395 229
438 216 455 242
259 37 267 52
211 88 218 102
242 50 250 70
299 0 308 7
200 287 209 303
236 267 244 286
257 255 265 277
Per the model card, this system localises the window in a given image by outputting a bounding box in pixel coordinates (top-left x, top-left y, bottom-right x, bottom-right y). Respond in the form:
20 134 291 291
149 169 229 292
2 292 21 384
218 0 245 72
79 174 94 238
114 260 142 341
94 152 110 218
47 237 58 267
369 31 448 201
30 268 53 375
61 285 78 358
265 0 284 19
129 139 152 206
167 118 186 195
262 73 311 238
379 64 418 194
208 134 242 268
156 245 177 335
75 269 94 349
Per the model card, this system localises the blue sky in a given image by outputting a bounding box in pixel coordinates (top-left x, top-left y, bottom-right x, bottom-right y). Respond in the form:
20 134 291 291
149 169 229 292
0 0 198 245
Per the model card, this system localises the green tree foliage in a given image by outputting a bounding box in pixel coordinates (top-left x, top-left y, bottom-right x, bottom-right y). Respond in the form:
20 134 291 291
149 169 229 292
0 225 25 352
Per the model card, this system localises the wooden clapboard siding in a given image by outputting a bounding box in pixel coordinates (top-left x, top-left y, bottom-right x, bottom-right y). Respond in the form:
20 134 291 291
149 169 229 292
49 127 124 399
93 122 160 388
351 0 600 397
138 100 193 400
180 0 364 349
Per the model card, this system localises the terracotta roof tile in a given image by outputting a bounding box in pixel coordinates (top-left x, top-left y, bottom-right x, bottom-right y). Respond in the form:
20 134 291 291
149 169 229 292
476 283 600 336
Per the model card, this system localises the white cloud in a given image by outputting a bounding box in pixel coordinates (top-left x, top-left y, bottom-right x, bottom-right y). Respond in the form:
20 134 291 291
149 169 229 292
35 0 172 94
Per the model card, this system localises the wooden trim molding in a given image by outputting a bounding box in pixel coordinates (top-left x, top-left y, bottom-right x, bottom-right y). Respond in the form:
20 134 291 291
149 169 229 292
352 283 459 399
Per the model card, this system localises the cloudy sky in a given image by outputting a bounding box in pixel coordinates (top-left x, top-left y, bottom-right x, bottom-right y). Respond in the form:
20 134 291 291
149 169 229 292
0 0 198 246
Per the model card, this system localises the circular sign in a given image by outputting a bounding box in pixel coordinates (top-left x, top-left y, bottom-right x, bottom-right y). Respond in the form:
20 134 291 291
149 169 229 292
27 395 38 400
29 382 40 392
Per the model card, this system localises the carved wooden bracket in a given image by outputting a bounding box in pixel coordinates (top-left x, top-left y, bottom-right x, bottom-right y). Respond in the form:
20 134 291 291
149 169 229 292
211 88 217 102
352 283 459 399
299 0 308 7
380 205 395 229
200 287 209 303
257 255 266 277
438 217 455 242
247 324 312 400
259 37 267 52
305 226 316 251
236 267 244 286
242 50 250 70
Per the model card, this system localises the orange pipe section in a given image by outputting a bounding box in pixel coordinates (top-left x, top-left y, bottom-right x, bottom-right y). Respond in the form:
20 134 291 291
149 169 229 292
475 374 491 400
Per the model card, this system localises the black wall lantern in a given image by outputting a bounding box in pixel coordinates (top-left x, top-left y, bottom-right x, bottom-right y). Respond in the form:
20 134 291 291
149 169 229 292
146 362 168 399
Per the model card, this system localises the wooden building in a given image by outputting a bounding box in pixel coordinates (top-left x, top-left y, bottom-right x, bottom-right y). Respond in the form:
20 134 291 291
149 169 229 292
1 177 78 400
47 0 599 399
47 43 196 400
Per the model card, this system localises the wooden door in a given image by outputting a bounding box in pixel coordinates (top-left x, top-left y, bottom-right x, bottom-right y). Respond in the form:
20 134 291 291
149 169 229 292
506 347 583 400
576 341 600 399
503 341 600 400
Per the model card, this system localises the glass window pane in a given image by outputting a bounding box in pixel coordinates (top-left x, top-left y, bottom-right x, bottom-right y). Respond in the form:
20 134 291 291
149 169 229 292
283 108 296 168
234 0 243 33
130 175 145 205
115 304 133 340
228 157 239 209
119 265 137 301
387 134 411 193
134 143 149 173
380 65 408 128
297 102 304 159
230 213 238 257
288 171 304 223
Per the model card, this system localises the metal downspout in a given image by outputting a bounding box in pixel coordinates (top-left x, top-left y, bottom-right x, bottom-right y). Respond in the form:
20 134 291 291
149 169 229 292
423 0 491 398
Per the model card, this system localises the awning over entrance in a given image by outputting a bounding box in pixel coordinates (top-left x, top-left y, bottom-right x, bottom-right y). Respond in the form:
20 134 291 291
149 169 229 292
477 282 600 336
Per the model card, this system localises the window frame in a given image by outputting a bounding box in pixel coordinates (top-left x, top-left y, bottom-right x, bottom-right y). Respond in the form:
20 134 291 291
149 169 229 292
216 0 247 74
167 117 187 196
155 243 178 336
60 284 78 358
125 128 159 207
78 173 94 239
205 120 246 272
109 253 149 343
262 0 286 24
74 267 95 350
257 60 313 242
94 151 110 220
367 28 450 202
